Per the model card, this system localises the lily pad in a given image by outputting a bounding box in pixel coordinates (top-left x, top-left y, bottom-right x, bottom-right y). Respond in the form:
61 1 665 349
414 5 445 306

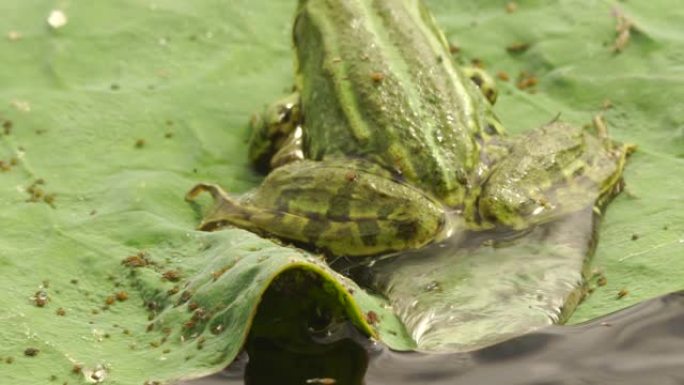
0 0 682 384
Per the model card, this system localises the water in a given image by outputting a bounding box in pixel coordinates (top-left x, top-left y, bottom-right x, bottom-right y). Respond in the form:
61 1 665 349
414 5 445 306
335 207 598 352
183 291 684 385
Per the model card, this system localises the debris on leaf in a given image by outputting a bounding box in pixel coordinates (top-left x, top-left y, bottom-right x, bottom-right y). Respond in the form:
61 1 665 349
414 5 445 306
47 10 68 29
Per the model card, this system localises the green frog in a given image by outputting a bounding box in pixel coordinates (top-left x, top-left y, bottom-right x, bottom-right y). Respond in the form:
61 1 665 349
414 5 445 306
187 0 633 257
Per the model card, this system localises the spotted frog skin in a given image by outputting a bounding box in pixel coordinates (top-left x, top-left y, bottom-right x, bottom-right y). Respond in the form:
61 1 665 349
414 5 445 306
187 0 633 257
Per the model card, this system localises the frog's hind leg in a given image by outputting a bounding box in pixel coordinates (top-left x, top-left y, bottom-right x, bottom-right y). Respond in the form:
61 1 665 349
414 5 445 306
186 160 448 257
477 120 634 230
247 92 302 172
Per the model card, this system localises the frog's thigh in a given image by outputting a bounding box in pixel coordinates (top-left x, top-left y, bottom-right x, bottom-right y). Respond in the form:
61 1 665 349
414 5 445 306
188 160 447 257
478 122 631 229
461 66 498 105
247 92 301 171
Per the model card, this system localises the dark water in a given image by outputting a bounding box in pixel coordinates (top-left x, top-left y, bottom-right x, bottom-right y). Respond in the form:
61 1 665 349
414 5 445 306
183 291 684 385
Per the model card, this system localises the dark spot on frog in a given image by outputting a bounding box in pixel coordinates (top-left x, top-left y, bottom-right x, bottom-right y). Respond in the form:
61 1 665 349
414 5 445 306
485 123 498 136
303 218 330 244
395 219 419 241
357 219 380 246
24 347 40 357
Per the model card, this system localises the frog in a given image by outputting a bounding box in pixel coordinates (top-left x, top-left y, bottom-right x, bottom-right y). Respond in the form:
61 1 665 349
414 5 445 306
187 0 633 258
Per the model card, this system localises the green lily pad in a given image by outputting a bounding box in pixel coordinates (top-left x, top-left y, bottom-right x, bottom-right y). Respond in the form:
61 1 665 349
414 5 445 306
0 0 682 384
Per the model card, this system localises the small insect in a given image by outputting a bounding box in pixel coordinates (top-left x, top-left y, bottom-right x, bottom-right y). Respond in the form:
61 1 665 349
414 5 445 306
597 276 608 287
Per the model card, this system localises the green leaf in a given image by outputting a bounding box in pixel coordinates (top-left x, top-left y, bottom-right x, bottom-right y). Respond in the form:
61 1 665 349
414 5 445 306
1 0 682 384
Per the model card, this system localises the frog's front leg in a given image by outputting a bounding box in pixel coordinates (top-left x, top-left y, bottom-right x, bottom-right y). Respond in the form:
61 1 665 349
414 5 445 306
186 159 448 257
477 121 634 229
247 92 303 171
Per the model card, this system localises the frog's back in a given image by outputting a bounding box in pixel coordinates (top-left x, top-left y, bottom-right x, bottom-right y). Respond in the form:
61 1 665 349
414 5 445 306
294 0 499 206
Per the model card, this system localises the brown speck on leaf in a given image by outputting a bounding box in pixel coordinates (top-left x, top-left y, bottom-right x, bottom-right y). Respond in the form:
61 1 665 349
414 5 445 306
516 71 538 91
24 348 40 357
167 286 180 295
105 296 116 306
0 160 9 172
506 1 518 13
597 276 608 287
365 311 379 325
496 71 510 82
211 266 231 281
56 307 66 316
33 290 49 307
631 233 639 241
6 356 14 364
110 83 120 91
90 209 97 216
471 58 484 68
91 309 100 315
134 139 146 148
122 252 149 268
345 171 358 182
370 71 385 83
449 43 460 54
162 269 182 282
44 193 56 207
617 288 629 299
164 132 173 139
70 279 78 285
506 42 530 54
2 120 12 135
115 291 129 302
9 157 18 166
72 364 83 374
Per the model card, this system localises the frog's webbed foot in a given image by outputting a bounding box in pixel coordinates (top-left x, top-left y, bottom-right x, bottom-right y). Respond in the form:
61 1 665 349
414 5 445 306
477 121 634 229
248 92 303 172
187 160 448 257
461 66 498 105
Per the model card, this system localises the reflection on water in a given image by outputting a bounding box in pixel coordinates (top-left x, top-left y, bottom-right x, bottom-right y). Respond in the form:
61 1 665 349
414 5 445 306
182 291 684 385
